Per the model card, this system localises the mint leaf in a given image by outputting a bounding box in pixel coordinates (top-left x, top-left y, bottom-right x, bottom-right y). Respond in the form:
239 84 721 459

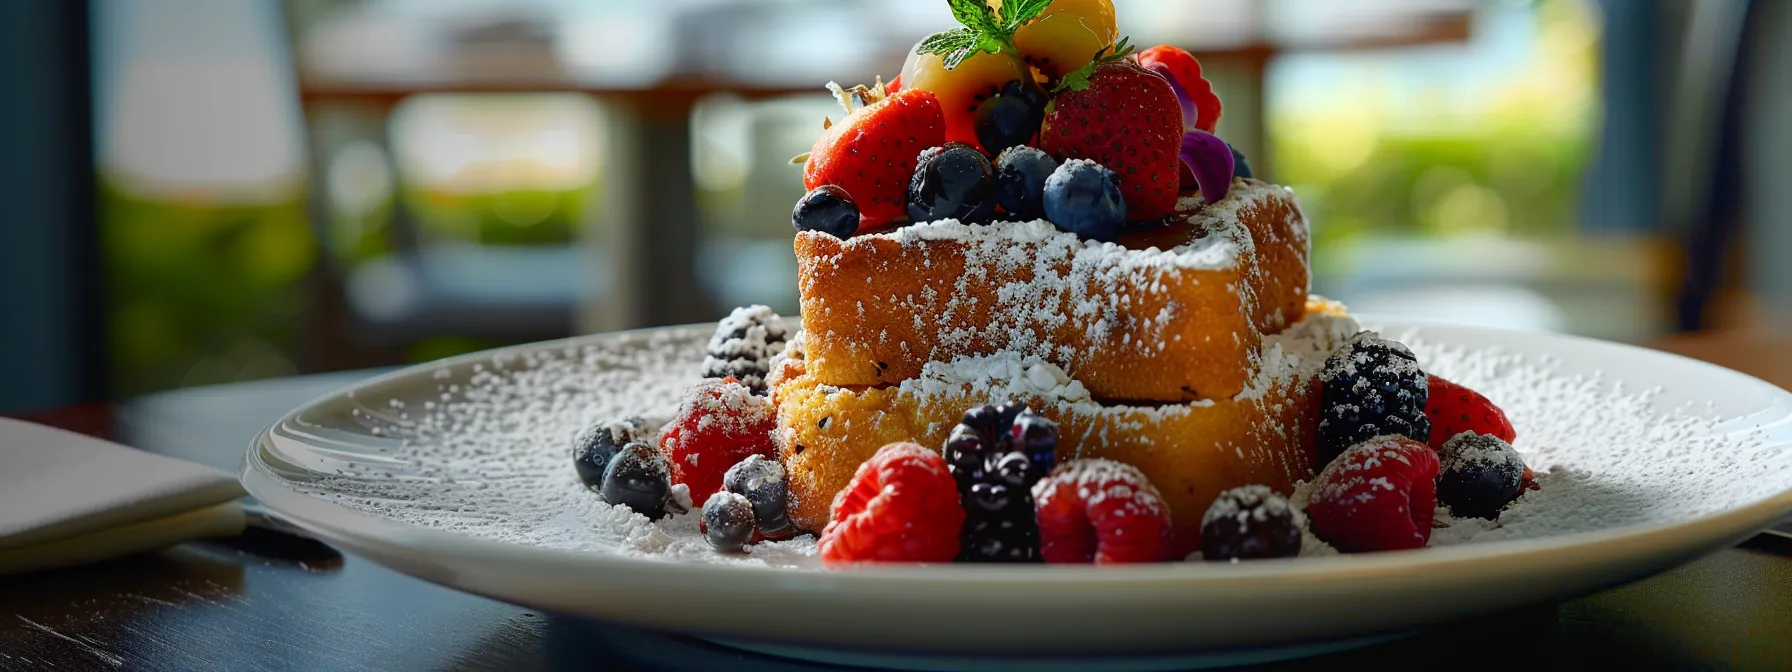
971 32 1006 57
1000 0 1053 30
941 45 978 70
1049 37 1135 93
947 0 1001 34
917 28 977 59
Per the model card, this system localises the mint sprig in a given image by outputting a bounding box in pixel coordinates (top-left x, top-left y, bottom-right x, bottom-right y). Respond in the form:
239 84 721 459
918 0 1056 70
1050 36 1135 93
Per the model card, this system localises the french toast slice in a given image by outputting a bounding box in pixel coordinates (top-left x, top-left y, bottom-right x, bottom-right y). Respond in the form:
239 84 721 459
769 299 1356 555
794 178 1310 403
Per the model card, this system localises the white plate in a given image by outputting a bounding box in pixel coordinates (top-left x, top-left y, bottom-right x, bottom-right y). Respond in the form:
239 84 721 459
240 319 1792 666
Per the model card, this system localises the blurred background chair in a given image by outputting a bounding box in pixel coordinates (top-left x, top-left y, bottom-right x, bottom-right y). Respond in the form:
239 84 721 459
2 0 1789 413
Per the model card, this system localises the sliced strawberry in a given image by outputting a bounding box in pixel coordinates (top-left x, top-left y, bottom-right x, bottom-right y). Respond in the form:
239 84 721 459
803 87 945 231
1424 374 1517 449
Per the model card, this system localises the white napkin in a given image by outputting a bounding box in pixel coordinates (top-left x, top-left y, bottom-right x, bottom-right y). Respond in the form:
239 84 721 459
0 417 246 574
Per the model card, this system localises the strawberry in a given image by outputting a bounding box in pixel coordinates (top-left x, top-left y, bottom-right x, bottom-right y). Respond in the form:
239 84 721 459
1136 45 1221 133
1038 42 1184 221
1424 374 1517 449
802 85 945 231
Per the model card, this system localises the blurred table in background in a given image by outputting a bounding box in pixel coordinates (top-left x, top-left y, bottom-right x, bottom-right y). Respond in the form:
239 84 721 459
280 0 1475 361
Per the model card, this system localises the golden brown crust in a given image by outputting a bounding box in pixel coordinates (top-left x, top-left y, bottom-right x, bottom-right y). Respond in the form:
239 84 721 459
794 179 1309 402
771 363 1321 557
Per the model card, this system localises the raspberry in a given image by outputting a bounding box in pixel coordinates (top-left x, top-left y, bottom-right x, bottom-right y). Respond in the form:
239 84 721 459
659 379 776 507
1200 485 1303 561
1032 459 1173 564
818 443 965 564
1306 436 1440 553
700 305 790 393
1317 331 1431 465
1436 433 1527 519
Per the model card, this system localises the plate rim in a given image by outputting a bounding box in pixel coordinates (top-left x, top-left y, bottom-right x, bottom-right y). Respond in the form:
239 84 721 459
238 316 1792 586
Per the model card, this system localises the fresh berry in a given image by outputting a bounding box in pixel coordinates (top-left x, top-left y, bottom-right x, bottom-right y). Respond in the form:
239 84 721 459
1137 45 1222 133
702 491 756 553
994 145 1059 220
1436 433 1527 519
818 442 965 564
1424 374 1517 449
943 403 1054 562
898 47 1032 152
1200 485 1304 561
1317 331 1431 465
660 379 777 507
1039 48 1184 221
792 185 859 239
907 143 996 224
1009 409 1059 482
803 86 945 230
700 305 790 394
1032 458 1173 564
723 454 792 538
973 79 1047 156
571 416 647 488
1042 159 1125 241
1230 143 1253 179
1306 436 1440 553
600 442 673 519
1012 0 1118 80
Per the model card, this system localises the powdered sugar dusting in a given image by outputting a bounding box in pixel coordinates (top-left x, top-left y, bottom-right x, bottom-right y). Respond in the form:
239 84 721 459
273 321 1789 568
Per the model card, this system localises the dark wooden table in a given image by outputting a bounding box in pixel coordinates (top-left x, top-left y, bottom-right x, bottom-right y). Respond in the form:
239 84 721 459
3 337 1791 671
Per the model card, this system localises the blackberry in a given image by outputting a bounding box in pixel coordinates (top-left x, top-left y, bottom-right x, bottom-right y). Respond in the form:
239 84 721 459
1200 485 1303 561
1316 331 1430 465
571 416 647 488
943 403 1056 563
701 305 790 393
1436 433 1526 519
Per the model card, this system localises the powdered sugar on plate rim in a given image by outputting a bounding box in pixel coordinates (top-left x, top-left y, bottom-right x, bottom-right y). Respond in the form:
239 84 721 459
262 318 1791 570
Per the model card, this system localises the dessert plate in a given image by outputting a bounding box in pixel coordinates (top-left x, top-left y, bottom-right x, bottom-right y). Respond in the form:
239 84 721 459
240 318 1792 668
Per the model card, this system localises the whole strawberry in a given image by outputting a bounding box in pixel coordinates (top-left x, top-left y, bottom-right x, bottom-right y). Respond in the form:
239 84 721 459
1424 374 1517 449
1038 42 1184 222
802 85 945 232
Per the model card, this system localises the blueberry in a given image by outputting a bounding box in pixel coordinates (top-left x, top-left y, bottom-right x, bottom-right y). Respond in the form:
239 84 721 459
722 454 791 537
1436 433 1526 519
1042 159 1126 242
1008 409 1057 482
599 442 671 519
907 143 996 224
994 146 1059 221
1228 143 1253 179
792 185 859 238
702 491 756 553
571 417 647 488
1200 485 1303 561
974 91 1044 157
